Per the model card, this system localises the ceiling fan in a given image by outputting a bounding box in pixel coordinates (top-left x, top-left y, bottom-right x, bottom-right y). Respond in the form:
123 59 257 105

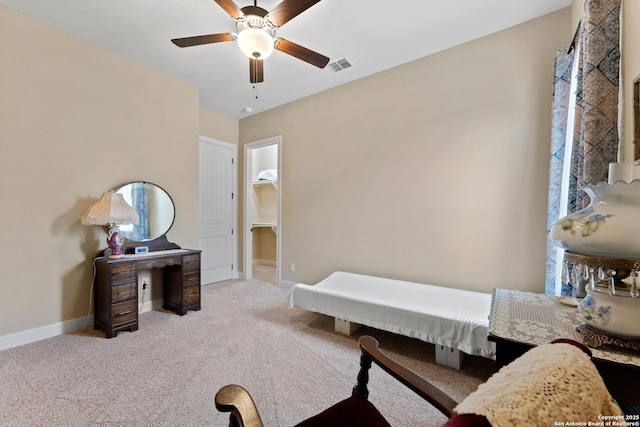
171 0 330 84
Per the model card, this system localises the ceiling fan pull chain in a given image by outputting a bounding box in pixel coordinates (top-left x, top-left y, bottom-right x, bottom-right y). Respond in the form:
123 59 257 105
253 85 259 99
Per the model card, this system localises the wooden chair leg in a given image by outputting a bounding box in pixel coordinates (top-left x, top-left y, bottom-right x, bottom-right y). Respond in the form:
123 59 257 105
352 352 372 399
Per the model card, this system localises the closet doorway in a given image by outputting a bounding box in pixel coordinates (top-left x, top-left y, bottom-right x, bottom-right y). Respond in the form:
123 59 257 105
244 136 281 286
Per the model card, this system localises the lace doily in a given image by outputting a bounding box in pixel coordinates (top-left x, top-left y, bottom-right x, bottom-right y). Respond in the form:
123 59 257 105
454 342 622 427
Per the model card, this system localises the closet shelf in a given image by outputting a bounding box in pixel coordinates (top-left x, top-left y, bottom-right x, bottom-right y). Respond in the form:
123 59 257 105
251 223 277 234
252 179 277 189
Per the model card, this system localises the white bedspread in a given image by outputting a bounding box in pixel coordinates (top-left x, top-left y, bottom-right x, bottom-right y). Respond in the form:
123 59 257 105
288 271 496 359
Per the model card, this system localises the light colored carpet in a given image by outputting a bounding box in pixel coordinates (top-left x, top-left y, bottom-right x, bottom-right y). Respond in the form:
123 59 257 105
253 264 276 286
0 279 495 426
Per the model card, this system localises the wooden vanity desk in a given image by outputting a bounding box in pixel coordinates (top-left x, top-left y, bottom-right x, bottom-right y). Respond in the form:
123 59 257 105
88 181 202 338
93 246 202 338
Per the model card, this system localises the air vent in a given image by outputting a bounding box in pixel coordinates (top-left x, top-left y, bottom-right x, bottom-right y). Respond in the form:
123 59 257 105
328 58 352 72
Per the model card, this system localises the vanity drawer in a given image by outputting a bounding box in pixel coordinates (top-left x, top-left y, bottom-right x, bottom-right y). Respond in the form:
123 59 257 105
183 286 200 305
182 254 200 272
112 282 136 303
111 300 136 325
138 257 180 270
110 263 135 283
183 272 200 287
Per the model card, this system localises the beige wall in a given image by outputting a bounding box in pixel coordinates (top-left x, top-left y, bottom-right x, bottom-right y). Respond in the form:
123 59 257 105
254 228 277 264
239 9 571 293
199 106 239 145
0 6 200 337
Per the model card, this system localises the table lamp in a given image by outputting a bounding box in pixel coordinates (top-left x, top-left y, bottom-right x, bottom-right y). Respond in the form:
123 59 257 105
81 191 140 258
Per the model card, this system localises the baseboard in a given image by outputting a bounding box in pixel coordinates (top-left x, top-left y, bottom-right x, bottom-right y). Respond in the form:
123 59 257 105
0 314 94 351
1 297 166 351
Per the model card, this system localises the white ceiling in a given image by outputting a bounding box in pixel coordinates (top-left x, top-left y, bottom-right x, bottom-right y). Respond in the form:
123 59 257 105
1 0 571 118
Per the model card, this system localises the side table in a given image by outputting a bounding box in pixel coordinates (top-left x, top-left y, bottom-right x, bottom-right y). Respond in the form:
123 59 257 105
488 288 640 405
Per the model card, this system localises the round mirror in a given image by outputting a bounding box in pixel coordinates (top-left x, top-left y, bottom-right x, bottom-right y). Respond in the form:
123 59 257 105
114 181 175 242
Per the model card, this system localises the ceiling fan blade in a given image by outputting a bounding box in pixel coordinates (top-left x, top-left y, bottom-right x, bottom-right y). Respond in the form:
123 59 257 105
213 0 244 19
274 38 329 68
171 33 235 48
266 0 321 28
250 58 264 84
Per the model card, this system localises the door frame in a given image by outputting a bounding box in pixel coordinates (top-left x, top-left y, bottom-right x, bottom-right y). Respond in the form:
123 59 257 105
199 135 239 282
243 135 282 285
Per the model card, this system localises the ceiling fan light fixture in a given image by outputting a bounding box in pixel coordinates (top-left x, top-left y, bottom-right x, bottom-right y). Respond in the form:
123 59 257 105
237 27 274 59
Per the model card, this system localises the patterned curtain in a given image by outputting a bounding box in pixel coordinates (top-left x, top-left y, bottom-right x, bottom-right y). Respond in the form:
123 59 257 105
545 0 620 296
575 0 621 186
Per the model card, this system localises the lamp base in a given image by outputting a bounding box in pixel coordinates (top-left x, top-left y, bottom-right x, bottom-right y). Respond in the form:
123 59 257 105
107 227 125 257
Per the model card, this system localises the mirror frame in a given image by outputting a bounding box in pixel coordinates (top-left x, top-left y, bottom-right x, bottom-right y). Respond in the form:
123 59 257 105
113 181 176 244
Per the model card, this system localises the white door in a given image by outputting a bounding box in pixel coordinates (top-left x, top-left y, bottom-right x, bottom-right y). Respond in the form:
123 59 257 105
199 137 237 284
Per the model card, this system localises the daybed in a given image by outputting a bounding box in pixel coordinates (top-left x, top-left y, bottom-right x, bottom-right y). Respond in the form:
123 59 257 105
288 271 496 366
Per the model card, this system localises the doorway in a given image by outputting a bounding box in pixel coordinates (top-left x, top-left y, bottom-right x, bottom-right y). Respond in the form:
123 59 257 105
244 136 281 286
199 136 238 284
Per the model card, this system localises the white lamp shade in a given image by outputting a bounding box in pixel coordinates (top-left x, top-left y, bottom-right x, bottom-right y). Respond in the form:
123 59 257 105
81 191 140 226
237 28 274 59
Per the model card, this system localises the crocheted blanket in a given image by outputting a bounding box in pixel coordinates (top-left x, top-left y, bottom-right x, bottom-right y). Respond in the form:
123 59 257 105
454 342 622 427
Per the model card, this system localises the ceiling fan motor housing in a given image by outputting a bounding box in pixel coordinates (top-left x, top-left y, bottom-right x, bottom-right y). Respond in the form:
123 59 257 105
236 6 276 37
